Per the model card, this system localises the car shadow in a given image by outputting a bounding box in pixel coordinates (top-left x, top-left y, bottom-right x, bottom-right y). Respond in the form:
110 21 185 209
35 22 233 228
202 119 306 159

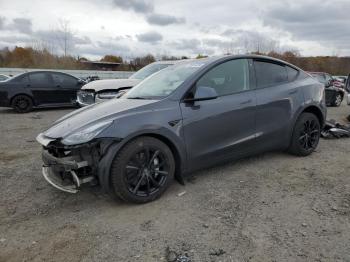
0 107 76 114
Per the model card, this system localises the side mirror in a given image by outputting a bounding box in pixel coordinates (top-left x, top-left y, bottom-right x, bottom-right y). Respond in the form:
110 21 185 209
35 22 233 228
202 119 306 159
184 86 218 103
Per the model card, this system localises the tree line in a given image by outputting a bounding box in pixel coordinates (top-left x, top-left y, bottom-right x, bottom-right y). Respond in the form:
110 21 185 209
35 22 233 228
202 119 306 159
1 46 350 75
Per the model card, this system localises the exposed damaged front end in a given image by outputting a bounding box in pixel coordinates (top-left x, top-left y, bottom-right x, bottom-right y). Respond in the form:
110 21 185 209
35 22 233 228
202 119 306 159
37 133 116 193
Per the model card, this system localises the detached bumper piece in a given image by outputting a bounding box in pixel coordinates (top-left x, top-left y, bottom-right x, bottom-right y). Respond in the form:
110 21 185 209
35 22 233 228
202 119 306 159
41 149 95 193
321 120 350 139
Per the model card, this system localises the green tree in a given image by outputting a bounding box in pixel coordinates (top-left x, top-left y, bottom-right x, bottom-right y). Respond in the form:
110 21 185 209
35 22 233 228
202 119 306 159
100 55 123 63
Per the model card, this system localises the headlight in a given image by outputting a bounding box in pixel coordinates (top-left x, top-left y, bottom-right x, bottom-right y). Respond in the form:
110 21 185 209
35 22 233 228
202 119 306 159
61 120 113 145
97 92 119 99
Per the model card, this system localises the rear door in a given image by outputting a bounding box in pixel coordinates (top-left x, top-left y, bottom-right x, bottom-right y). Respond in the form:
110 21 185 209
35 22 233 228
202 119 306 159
28 72 55 105
253 60 304 150
180 58 256 169
50 73 80 104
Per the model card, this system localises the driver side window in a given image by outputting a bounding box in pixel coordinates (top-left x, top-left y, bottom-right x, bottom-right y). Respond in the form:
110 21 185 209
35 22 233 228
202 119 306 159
196 59 250 96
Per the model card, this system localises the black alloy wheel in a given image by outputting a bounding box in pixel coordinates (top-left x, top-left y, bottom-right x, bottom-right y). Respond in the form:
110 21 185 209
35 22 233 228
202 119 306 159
110 137 175 203
298 119 319 151
289 113 320 156
11 95 33 113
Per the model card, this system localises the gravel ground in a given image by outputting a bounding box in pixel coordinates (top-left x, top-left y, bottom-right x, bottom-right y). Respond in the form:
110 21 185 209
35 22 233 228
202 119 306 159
0 103 350 262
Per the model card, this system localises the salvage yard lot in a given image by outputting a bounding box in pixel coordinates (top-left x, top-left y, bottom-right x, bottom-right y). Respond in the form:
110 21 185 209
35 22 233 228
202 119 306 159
0 104 350 262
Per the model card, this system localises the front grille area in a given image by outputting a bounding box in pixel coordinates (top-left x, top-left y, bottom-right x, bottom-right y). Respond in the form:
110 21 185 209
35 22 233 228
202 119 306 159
77 90 95 105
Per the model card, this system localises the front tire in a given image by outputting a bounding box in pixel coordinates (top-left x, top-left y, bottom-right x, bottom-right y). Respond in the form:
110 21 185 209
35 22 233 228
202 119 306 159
289 113 320 156
109 137 175 204
11 95 33 113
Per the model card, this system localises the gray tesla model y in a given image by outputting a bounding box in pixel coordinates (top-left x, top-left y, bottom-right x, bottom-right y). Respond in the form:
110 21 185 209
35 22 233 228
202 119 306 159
37 55 326 203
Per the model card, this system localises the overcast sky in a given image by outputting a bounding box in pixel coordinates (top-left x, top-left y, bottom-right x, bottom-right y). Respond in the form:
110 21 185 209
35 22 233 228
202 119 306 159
0 0 349 59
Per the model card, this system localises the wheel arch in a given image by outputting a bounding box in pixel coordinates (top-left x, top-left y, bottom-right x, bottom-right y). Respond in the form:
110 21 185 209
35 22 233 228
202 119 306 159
98 131 186 193
301 105 325 127
288 104 325 148
135 133 185 184
10 93 35 106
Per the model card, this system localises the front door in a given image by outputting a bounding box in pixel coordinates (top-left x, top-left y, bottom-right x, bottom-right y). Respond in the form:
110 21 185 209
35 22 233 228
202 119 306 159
180 59 256 170
28 72 55 105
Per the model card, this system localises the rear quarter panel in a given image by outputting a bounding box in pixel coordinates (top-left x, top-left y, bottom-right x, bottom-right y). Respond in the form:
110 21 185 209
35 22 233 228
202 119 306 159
0 81 32 106
296 75 327 126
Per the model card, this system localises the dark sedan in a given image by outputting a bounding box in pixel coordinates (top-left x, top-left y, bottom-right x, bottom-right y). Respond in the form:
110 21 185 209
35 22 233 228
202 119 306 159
309 72 345 107
0 71 85 113
37 55 326 203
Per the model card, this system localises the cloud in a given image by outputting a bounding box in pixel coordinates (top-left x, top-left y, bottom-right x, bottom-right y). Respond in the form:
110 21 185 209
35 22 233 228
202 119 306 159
262 0 350 51
136 31 163 43
97 41 130 53
202 38 232 50
112 0 153 14
0 17 4 30
220 28 295 53
0 35 32 44
112 0 185 27
146 13 185 26
169 38 215 55
5 18 33 34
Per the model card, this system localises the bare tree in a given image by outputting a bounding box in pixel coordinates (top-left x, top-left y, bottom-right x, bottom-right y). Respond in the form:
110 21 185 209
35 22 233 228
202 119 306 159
56 19 74 57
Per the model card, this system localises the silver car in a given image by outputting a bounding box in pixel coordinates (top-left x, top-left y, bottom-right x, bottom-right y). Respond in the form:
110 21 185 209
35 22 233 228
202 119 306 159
77 61 180 106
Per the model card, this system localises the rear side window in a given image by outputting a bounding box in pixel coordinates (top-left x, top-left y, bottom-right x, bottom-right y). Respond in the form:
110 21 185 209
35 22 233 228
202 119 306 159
254 61 288 88
52 73 77 87
29 73 50 86
286 66 299 81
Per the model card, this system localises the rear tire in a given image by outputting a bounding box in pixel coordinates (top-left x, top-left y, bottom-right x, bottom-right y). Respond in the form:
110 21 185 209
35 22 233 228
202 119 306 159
109 137 175 204
288 113 320 156
11 95 33 113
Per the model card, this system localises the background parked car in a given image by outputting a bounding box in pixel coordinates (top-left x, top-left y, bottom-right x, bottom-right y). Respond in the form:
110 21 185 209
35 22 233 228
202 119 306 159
333 75 348 84
0 71 85 113
309 72 345 107
0 74 10 81
83 75 100 83
77 60 179 106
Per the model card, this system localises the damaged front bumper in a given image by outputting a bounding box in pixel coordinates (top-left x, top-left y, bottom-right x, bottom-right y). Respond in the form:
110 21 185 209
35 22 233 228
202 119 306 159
41 149 94 193
37 133 102 193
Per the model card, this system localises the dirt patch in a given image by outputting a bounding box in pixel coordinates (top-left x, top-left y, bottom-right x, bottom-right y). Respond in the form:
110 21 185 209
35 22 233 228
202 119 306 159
0 105 350 261
0 152 27 163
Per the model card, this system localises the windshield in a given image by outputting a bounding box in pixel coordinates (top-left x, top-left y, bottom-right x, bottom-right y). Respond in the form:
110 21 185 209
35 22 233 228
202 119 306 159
126 60 206 99
129 63 172 80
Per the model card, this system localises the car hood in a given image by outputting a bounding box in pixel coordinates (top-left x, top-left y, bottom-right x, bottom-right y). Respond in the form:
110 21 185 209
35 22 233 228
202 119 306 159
81 79 141 92
43 98 158 139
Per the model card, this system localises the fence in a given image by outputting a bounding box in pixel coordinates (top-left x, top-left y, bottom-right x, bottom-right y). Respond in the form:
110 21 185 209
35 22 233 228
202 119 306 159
0 68 134 79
